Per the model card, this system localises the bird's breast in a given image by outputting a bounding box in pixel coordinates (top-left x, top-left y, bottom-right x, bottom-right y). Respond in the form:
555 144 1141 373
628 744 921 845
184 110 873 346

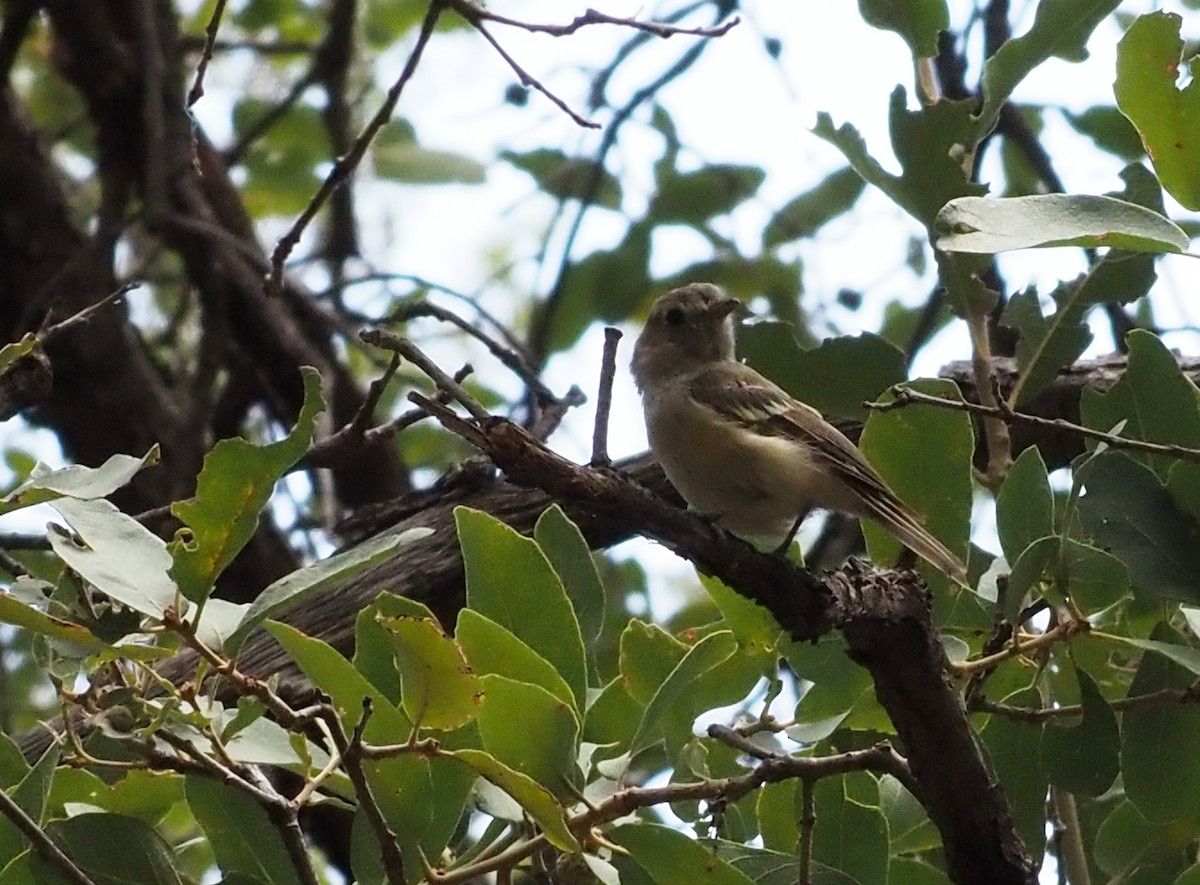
642 387 859 539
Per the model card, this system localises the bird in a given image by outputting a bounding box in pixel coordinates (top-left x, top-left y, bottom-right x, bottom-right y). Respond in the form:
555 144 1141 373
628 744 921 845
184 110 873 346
631 282 968 582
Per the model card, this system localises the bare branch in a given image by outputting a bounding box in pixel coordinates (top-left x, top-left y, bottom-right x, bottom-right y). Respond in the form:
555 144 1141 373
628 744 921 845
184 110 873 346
266 0 445 295
870 383 1200 465
591 327 622 466
447 2 739 39
361 328 490 420
186 0 228 106
0 785 97 885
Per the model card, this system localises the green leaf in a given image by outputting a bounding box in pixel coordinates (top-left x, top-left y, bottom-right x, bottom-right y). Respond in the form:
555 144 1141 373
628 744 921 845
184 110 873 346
41 814 184 885
0 448 160 516
627 631 738 758
234 101 323 216
737 326 906 422
811 773 889 885
265 622 471 881
1060 538 1130 615
935 194 1188 254
651 164 765 225
1121 625 1200 822
0 334 36 376
816 91 983 229
1000 287 1092 406
1115 12 1200 210
353 593 440 700
170 367 324 603
47 498 176 619
0 735 29 790
879 774 940 855
581 675 641 750
374 120 486 184
1077 452 1200 603
49 769 183 825
785 637 876 739
0 594 101 652
549 221 651 352
860 379 973 583
265 621 411 734
186 776 295 883
755 781 798 853
976 0 1121 141
619 620 688 705
1094 800 1184 877
501 148 620 208
456 507 587 711
889 857 953 885
612 823 757 885
858 0 948 57
1100 634 1200 680
1081 330 1200 480
1002 250 1155 406
1039 667 1119 795
226 526 430 654
618 621 762 755
380 615 482 730
697 573 783 653
0 746 58 868
533 505 606 647
763 167 866 247
456 609 575 710
996 447 1054 562
709 841 860 885
1003 535 1058 625
448 749 580 851
1065 106 1147 160
477 675 579 799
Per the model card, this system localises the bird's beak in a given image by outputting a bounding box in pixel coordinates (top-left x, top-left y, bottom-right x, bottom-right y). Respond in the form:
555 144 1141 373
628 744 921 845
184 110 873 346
711 297 741 319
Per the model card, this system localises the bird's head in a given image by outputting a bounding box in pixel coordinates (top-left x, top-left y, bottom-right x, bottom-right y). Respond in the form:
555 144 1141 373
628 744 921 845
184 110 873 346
632 283 740 392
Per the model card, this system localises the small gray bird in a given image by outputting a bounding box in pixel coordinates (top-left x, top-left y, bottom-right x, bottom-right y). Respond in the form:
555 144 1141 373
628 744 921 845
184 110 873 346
632 282 967 581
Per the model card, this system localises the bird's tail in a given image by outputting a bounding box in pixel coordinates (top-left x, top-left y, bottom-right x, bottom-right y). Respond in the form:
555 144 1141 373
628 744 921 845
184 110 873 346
863 496 969 584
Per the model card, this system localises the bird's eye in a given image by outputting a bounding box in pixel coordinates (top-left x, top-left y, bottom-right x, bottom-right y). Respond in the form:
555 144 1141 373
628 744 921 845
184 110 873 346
664 306 685 327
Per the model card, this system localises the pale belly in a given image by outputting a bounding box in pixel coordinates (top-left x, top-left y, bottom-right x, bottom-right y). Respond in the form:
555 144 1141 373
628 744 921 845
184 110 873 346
644 391 862 540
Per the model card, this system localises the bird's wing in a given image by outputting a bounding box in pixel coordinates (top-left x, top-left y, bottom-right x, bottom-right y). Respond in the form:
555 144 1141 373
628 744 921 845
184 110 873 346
687 362 917 517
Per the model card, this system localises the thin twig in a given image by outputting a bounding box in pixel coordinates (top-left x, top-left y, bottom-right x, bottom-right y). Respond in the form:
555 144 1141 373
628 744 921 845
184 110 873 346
591 327 622 466
325 701 407 885
446 1 739 39
868 384 1200 465
0 546 29 577
952 622 1079 676
966 310 1013 486
407 393 488 448
266 0 445 295
186 0 227 106
527 385 586 442
304 353 401 466
798 778 814 885
391 300 555 404
360 329 490 419
471 18 598 128
40 283 138 344
528 28 717 364
972 681 1200 722
0 786 97 885
1052 788 1091 885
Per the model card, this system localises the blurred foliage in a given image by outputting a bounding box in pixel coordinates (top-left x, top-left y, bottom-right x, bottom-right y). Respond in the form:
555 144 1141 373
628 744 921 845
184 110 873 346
3 0 1200 883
